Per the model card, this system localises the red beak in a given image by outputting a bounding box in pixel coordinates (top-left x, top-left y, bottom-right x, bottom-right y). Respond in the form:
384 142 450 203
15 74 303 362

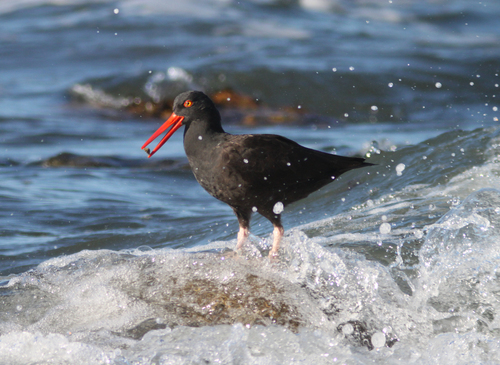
141 112 184 158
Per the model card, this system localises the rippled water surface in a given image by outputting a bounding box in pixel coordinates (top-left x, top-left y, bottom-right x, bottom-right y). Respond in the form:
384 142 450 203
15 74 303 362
1 0 500 363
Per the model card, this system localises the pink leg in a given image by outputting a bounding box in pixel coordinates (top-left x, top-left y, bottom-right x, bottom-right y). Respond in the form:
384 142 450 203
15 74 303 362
269 225 284 258
235 225 249 250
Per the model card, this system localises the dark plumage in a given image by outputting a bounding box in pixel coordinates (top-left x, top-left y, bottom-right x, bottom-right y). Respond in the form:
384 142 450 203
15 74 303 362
142 91 372 257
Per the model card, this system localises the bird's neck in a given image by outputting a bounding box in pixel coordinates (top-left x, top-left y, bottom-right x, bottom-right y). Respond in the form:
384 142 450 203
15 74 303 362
183 119 226 160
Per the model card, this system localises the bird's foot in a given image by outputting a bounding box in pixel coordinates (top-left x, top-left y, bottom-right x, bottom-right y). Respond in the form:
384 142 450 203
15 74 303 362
268 251 279 262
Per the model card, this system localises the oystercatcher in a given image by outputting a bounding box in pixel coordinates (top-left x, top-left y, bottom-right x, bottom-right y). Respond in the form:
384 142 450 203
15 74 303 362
142 91 372 257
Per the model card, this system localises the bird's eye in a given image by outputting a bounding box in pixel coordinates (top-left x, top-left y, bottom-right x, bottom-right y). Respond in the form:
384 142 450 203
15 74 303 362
184 100 193 108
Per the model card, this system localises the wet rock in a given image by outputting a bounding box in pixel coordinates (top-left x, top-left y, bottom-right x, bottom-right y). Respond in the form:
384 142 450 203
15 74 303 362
122 252 330 335
38 152 122 168
73 85 330 127
0 158 20 167
30 152 188 169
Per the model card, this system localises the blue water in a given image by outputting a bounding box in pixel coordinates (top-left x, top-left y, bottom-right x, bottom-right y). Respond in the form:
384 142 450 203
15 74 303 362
1 0 500 363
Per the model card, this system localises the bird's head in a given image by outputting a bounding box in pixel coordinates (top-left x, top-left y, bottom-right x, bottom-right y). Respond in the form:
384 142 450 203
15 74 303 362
141 90 221 158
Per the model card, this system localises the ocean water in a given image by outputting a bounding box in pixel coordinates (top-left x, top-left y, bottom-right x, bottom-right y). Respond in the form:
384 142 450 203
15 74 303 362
1 0 500 363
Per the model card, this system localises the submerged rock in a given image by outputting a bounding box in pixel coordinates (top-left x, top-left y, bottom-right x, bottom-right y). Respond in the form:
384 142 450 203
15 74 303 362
121 252 329 335
70 84 330 127
30 152 188 169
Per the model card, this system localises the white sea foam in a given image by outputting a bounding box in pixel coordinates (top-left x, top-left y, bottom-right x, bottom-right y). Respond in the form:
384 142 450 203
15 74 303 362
2 188 500 363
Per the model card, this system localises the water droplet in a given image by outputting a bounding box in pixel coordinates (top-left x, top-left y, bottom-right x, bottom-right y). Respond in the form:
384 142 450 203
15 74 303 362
332 68 337 72
198 135 203 140
113 8 119 14
349 66 355 71
344 113 349 117
435 82 442 88
342 323 354 335
252 206 258 212
395 163 405 176
388 82 393 87
243 159 249 164
371 105 378 111
379 222 391 234
287 162 291 166
371 332 386 348
273 202 284 214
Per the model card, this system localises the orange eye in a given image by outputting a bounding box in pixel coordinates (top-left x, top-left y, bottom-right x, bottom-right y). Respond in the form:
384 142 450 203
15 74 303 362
183 100 193 108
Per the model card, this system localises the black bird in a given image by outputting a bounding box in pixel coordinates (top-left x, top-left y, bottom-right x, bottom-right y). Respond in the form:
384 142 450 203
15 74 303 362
142 91 372 257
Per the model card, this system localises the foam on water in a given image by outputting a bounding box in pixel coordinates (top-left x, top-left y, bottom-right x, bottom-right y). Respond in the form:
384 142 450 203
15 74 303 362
2 189 500 363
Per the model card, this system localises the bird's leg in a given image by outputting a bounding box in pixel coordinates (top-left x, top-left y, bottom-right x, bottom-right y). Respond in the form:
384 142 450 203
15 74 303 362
233 207 251 251
235 225 249 250
269 224 284 258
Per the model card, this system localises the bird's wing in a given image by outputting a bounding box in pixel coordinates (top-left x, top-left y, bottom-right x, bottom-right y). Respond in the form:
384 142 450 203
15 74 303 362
222 134 364 180
215 134 365 200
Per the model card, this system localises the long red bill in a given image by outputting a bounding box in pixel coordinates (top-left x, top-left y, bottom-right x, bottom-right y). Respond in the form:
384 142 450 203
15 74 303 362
141 113 184 158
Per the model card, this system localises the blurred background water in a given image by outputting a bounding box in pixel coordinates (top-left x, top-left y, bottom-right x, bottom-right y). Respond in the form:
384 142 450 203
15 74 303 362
1 0 500 363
